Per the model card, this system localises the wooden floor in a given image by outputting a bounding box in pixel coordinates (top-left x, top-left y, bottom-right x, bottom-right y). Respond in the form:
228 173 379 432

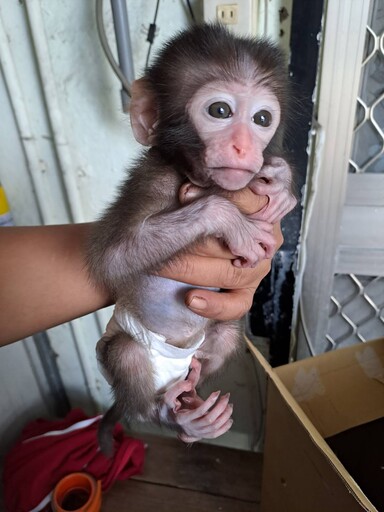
102 434 263 512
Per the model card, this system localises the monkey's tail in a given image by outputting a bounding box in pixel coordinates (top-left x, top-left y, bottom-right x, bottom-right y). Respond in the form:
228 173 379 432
98 403 121 457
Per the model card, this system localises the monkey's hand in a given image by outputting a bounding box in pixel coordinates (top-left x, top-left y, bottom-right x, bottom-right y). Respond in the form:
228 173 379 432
224 214 276 268
249 156 297 224
179 182 277 267
162 359 233 443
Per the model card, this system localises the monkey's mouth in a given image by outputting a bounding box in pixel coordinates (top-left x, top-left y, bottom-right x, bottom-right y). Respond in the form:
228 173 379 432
209 167 255 191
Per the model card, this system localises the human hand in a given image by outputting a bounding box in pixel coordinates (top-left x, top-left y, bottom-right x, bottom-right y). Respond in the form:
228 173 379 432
162 359 233 443
159 185 283 321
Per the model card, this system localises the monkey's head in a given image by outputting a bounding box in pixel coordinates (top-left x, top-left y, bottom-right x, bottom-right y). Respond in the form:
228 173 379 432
130 23 290 191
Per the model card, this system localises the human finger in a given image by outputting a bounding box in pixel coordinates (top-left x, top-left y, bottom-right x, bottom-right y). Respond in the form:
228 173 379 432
160 255 271 290
185 287 255 321
186 238 234 260
184 260 271 321
179 182 268 216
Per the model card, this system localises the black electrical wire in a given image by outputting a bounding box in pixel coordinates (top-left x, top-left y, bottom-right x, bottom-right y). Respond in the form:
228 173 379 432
185 0 196 23
145 0 161 70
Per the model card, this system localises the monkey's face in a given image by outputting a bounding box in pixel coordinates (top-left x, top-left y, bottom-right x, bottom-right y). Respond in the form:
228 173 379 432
187 80 281 191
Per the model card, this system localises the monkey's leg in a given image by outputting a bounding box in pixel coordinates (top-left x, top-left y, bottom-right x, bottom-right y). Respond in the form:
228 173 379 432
158 322 240 443
196 320 241 380
97 331 156 455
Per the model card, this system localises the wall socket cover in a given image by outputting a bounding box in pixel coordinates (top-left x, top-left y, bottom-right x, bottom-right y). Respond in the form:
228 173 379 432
203 0 257 36
217 4 239 25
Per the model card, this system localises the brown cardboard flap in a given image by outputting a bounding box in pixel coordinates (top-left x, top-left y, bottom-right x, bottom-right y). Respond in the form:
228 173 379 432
262 381 376 512
246 337 381 512
274 339 384 437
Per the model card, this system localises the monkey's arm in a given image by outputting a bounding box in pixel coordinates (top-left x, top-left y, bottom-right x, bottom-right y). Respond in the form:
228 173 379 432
90 180 277 292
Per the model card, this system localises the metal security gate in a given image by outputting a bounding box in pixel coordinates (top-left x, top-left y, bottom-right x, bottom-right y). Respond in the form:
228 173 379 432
328 275 384 349
293 0 384 359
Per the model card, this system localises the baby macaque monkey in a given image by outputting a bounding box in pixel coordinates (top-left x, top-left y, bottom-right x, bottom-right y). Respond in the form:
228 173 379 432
87 23 296 454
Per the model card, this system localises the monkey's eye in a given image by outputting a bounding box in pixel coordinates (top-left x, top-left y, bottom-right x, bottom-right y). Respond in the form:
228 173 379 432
253 110 272 127
208 102 233 119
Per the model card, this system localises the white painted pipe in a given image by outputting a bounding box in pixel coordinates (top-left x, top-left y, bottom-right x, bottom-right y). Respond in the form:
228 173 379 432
25 0 85 224
0 13 52 224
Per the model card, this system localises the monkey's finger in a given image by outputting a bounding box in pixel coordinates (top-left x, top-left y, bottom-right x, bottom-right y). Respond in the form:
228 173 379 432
186 357 202 387
176 398 232 439
205 395 232 424
189 394 232 430
232 243 267 268
198 418 233 439
251 192 296 224
177 433 201 443
193 403 234 436
178 418 233 442
163 380 193 409
176 393 233 438
178 417 233 443
181 412 234 441
178 182 205 204
175 390 221 425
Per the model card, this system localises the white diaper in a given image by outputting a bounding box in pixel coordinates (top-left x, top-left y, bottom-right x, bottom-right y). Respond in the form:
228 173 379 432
97 304 205 392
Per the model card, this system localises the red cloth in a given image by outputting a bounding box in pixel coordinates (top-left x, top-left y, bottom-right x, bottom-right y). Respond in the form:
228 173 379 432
3 409 145 512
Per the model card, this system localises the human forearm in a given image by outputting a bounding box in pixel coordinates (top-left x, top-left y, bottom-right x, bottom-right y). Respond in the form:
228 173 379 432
0 223 110 346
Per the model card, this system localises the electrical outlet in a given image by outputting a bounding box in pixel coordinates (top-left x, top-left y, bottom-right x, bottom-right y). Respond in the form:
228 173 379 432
217 4 239 25
203 0 258 36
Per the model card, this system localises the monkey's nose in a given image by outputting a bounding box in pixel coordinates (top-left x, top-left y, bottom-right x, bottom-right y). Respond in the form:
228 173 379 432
233 144 247 157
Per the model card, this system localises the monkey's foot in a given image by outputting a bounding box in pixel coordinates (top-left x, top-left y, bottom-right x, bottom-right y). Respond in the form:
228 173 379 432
162 359 234 442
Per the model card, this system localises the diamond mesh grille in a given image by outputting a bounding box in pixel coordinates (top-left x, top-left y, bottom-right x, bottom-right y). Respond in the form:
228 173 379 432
327 275 384 350
349 0 384 174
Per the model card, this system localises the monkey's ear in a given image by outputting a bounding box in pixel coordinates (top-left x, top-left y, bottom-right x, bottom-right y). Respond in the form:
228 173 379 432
129 78 158 146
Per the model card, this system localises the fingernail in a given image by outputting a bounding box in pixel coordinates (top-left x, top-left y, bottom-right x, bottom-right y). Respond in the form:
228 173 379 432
188 296 207 311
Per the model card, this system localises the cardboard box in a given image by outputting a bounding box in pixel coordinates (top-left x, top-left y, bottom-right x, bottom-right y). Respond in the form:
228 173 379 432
247 337 384 512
